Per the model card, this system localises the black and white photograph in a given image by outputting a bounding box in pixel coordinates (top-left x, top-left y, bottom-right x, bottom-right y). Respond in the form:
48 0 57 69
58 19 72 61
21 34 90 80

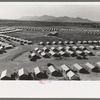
0 2 100 81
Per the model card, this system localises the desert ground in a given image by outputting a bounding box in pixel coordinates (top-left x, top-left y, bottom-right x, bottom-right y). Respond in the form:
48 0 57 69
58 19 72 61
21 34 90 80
0 21 100 80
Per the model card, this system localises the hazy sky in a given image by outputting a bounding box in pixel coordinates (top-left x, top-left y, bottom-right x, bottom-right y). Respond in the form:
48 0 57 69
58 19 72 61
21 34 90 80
0 2 100 21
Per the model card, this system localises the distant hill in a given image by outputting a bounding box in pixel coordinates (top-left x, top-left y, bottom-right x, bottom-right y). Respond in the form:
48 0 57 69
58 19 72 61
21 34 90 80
18 15 92 22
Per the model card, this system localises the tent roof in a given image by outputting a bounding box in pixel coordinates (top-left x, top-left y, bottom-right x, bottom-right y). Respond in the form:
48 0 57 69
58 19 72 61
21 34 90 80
96 62 100 66
67 70 76 78
76 50 82 54
59 51 65 55
49 50 55 55
34 67 42 74
85 62 95 69
73 63 83 70
31 52 36 57
41 52 46 56
60 64 70 72
0 70 11 79
18 68 28 76
48 65 56 73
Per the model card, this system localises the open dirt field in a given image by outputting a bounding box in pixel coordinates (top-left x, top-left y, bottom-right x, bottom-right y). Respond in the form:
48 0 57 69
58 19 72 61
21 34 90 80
0 23 100 80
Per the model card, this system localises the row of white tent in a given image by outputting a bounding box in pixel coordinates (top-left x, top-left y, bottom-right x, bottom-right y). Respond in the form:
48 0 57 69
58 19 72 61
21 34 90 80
59 28 100 35
0 65 79 80
17 27 100 35
0 41 13 49
0 34 33 45
39 41 75 45
18 27 59 32
34 46 94 56
1 62 100 80
0 27 23 34
39 40 100 46
29 47 94 61
77 40 100 44
35 45 91 52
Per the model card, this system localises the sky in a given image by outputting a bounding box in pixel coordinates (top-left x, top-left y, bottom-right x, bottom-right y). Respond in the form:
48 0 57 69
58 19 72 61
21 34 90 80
0 2 100 21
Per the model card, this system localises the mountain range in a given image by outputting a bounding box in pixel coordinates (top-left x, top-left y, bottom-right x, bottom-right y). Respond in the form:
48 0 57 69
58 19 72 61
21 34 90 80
18 15 92 22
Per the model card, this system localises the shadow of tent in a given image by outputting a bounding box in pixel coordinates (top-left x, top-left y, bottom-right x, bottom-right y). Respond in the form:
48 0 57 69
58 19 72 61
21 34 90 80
79 68 90 74
89 52 95 56
19 74 29 80
11 72 18 80
47 63 54 67
36 72 48 79
27 73 34 80
71 53 76 57
70 76 80 80
92 67 100 73
63 53 70 57
52 71 62 77
1 77 12 80
43 55 50 58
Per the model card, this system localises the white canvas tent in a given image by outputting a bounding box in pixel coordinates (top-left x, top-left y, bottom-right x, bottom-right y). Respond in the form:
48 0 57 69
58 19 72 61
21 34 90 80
65 46 70 50
60 64 70 73
79 46 86 50
34 47 39 51
18 68 28 80
46 41 51 45
0 69 12 80
67 70 79 80
48 65 60 76
85 62 97 72
49 50 60 57
76 50 82 55
34 67 45 79
64 41 68 44
88 40 92 44
96 62 100 68
83 41 87 44
58 41 63 45
73 63 86 73
72 46 78 50
77 41 82 44
43 47 49 52
39 42 45 45
41 52 49 58
52 41 57 45
58 46 65 51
